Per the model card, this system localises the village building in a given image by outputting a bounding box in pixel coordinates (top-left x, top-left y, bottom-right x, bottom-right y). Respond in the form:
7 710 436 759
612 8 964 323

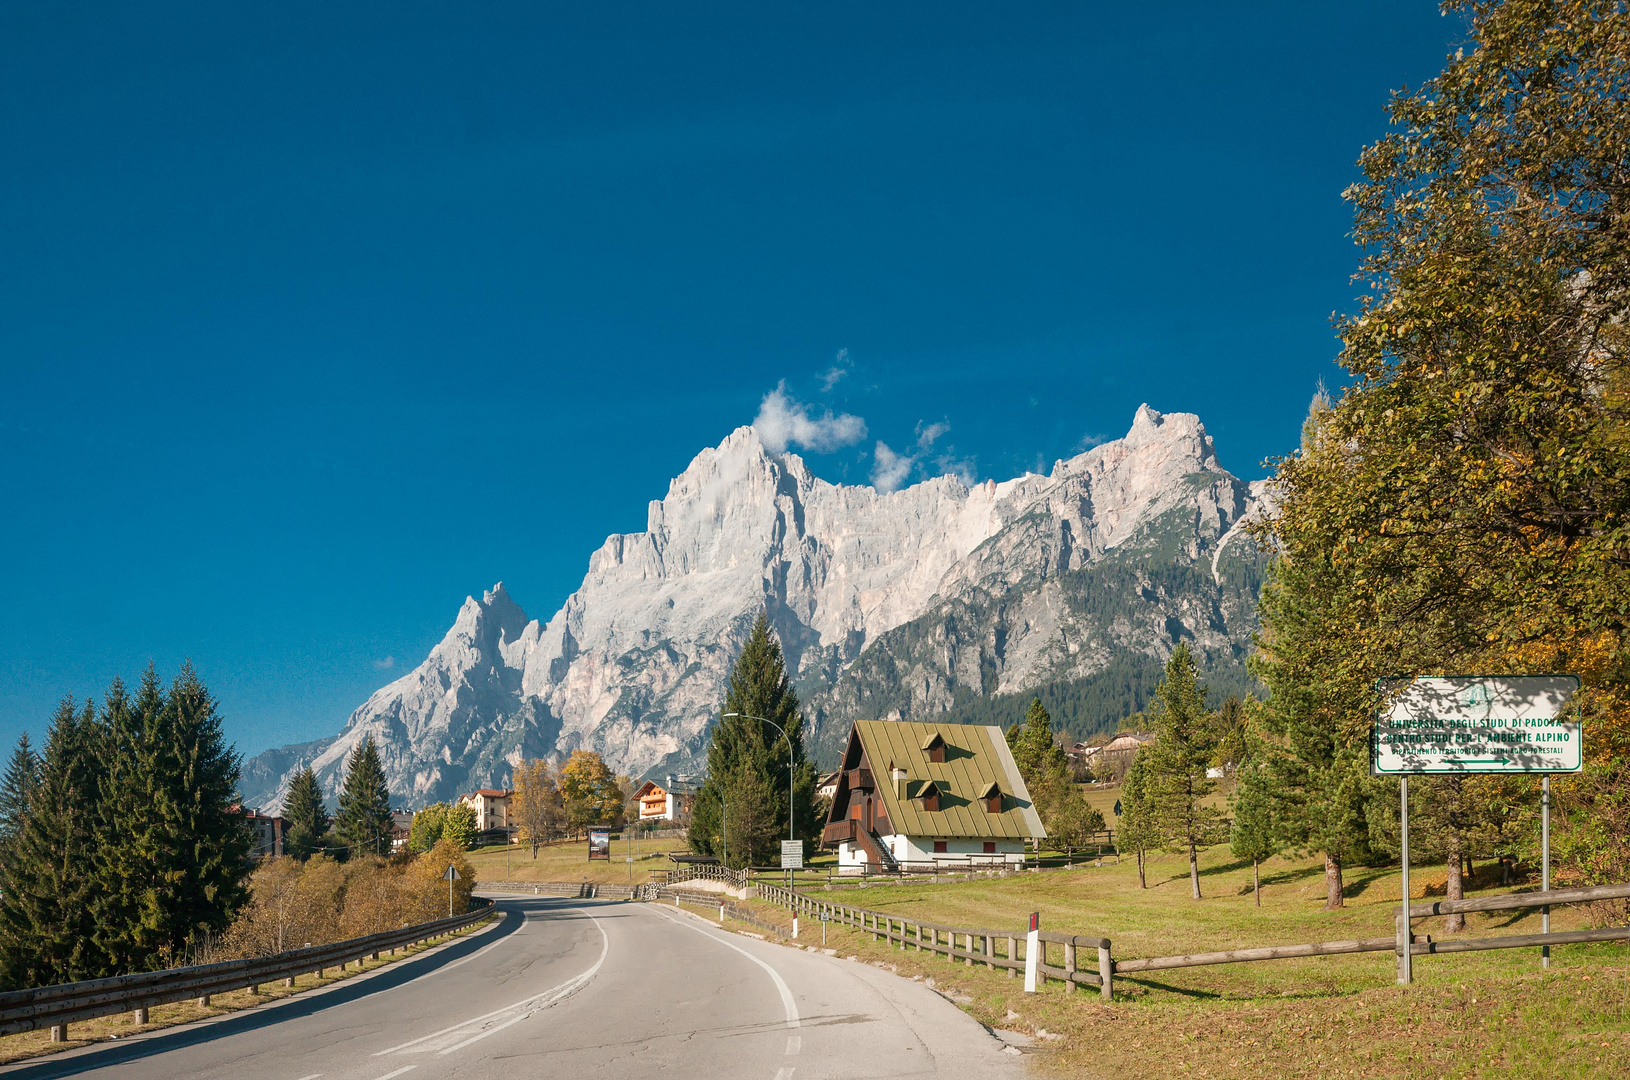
820 720 1046 872
457 789 513 840
632 777 695 823
244 808 285 859
815 769 841 801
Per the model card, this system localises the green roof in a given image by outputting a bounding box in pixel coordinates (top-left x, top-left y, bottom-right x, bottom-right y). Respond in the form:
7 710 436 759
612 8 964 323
853 720 1046 840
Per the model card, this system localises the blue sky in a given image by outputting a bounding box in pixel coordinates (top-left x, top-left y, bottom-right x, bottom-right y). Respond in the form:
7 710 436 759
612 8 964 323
0 2 1464 760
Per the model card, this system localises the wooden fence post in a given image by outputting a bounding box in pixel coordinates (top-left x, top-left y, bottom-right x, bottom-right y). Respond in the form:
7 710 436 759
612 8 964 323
965 933 974 968
1064 940 1076 992
1007 935 1016 978
1098 944 1113 1001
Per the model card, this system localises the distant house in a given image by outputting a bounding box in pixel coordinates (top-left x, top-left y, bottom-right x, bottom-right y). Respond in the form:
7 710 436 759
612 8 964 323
390 809 414 852
1072 732 1154 778
457 789 513 839
632 777 695 824
815 770 841 801
244 809 285 860
820 720 1046 872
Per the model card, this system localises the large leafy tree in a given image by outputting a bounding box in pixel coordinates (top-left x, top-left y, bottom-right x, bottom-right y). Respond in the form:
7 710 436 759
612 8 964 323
335 735 394 859
283 765 331 860
691 612 819 868
512 759 565 856
558 751 624 832
1258 0 1630 897
0 698 108 987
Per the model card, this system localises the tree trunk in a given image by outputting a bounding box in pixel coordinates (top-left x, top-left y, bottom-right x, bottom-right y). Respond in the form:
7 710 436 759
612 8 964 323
1445 831 1465 933
1323 853 1343 909
1136 845 1146 889
1189 842 1201 900
1253 859 1260 907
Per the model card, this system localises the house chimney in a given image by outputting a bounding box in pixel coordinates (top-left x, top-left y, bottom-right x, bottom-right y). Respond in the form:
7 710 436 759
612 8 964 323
891 764 908 798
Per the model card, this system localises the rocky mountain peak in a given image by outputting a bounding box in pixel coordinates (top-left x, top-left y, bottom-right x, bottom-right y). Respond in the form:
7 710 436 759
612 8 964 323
241 405 1266 811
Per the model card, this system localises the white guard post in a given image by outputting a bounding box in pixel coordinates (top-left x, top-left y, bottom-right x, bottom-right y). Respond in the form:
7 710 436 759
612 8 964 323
1023 912 1039 993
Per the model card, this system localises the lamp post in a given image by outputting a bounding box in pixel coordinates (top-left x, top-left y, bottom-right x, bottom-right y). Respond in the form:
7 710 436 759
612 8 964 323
723 712 797 881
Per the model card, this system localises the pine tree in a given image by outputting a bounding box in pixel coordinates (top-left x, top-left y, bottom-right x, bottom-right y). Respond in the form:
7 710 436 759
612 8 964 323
0 733 40 852
690 612 818 868
1229 756 1279 908
1118 750 1158 889
335 735 393 859
151 663 253 955
1141 644 1228 900
90 666 170 972
0 698 109 988
283 765 330 860
1007 698 1087 851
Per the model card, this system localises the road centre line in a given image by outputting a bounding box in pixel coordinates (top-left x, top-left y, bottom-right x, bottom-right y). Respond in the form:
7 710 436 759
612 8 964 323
653 906 801 1030
371 907 608 1056
372 1069 416 1080
786 1035 801 1055
291 1074 323 1080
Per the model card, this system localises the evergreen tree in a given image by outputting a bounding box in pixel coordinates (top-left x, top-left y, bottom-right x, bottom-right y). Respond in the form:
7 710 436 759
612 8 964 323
90 666 170 971
1229 755 1280 908
283 765 330 860
335 735 393 859
0 732 40 852
0 698 109 988
149 663 253 956
1117 750 1158 889
1141 645 1228 900
1006 698 1094 850
691 612 818 868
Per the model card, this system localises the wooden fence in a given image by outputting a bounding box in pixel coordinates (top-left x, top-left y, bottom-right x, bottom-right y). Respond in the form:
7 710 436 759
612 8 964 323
753 879 1630 997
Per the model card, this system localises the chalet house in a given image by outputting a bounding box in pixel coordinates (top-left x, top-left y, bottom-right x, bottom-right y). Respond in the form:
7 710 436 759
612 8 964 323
390 809 414 852
632 777 695 823
815 770 841 800
821 720 1046 872
457 789 512 833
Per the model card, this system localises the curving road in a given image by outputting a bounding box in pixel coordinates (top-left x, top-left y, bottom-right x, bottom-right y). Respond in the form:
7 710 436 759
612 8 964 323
0 894 1028 1080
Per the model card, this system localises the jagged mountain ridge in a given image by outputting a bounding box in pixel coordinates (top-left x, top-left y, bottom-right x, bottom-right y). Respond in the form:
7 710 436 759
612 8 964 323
241 405 1267 811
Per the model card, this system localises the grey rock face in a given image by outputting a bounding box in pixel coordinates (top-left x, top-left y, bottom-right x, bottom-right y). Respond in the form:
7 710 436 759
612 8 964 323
241 405 1265 811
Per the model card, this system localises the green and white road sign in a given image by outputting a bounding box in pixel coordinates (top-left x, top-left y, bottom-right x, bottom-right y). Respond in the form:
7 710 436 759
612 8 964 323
1371 675 1582 775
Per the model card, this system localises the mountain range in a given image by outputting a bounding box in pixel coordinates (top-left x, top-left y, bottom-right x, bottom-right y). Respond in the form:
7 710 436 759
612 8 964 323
240 405 1268 811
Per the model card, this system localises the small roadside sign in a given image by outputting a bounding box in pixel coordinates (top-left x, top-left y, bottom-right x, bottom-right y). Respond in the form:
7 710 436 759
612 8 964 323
443 865 460 881
1372 676 1581 774
780 840 804 869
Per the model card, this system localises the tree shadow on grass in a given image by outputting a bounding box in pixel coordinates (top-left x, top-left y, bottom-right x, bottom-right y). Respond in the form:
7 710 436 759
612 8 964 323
1117 976 1223 1000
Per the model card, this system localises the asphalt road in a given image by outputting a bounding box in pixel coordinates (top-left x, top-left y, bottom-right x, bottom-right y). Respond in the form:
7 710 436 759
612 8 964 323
1 894 1029 1080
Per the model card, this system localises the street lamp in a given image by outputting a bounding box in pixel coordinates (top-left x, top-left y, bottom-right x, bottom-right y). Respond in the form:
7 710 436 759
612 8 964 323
723 712 798 882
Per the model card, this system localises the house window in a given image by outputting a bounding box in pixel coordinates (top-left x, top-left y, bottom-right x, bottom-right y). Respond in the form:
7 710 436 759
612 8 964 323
922 732 947 763
922 789 939 812
983 841 997 854
933 841 948 854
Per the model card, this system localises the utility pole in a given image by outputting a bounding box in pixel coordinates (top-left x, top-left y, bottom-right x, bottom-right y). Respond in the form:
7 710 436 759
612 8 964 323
723 712 798 878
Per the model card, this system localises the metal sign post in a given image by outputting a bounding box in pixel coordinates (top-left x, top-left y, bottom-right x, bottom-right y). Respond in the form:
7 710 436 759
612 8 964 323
1023 912 1040 993
780 840 804 890
444 864 460 917
1374 676 1581 985
1542 775 1551 968
820 910 829 948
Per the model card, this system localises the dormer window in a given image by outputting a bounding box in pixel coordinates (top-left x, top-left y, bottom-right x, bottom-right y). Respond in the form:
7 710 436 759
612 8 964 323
979 781 1002 814
921 732 947 763
918 780 943 813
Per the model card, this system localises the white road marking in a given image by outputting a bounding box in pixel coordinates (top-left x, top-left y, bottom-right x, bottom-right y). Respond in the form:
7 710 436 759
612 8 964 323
786 1035 802 1055
292 1074 323 1080
653 906 801 1029
372 907 608 1057
773 1068 796 1080
372 1069 416 1080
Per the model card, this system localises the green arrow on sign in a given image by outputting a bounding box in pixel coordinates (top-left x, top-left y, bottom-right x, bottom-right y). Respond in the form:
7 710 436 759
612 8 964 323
1457 758 1512 766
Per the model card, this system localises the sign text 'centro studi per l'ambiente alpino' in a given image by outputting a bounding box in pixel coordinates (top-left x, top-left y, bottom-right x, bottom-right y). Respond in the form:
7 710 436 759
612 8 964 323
1371 676 1582 775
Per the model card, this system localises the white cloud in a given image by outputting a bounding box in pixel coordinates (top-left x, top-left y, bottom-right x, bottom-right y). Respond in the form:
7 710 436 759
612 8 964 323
372 655 396 671
935 453 978 486
753 384 867 453
915 421 950 451
819 348 852 392
871 441 915 493
1073 432 1107 453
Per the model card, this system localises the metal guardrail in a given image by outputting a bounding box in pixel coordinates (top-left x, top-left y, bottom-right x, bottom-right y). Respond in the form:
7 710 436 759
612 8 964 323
753 879 1630 998
476 880 662 900
0 901 497 1041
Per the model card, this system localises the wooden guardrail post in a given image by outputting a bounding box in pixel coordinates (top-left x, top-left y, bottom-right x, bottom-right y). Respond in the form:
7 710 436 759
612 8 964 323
1064 940 1076 992
964 932 974 968
134 1006 148 1024
1098 943 1113 1000
50 1024 66 1042
1007 935 1016 978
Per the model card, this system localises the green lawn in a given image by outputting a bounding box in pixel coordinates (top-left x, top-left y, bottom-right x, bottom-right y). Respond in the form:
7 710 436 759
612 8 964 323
739 843 1630 1078
465 834 691 885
